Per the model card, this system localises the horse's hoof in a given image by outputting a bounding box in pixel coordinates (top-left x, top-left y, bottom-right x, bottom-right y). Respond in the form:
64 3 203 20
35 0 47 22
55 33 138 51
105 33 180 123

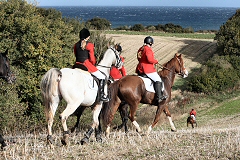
171 129 177 132
95 133 102 143
47 135 54 145
96 137 102 143
70 127 75 133
80 137 89 145
61 133 69 146
1 142 7 150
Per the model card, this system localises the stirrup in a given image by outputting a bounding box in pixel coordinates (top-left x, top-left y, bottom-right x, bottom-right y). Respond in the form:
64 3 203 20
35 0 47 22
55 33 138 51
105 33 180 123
162 90 168 100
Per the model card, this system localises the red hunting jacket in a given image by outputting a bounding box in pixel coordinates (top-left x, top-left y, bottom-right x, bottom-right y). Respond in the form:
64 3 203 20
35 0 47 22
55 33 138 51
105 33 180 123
110 56 126 80
135 45 158 74
190 110 197 116
74 42 98 73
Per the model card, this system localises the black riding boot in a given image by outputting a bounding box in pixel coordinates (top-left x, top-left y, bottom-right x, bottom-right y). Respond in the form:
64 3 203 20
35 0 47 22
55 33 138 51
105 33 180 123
161 81 168 99
99 79 109 102
154 81 168 103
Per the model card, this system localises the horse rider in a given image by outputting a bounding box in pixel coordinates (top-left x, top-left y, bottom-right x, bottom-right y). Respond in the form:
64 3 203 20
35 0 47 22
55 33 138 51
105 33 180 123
73 28 109 102
190 108 197 121
110 45 127 81
135 36 168 103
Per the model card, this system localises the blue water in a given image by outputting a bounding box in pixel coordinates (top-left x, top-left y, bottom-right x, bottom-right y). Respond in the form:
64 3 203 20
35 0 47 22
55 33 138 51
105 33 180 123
43 6 238 31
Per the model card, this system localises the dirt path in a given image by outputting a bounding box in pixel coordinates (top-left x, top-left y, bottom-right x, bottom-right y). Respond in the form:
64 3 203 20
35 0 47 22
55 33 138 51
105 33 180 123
106 34 217 75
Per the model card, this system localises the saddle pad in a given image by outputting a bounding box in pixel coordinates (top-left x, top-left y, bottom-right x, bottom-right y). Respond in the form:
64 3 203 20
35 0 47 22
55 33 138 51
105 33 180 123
75 68 98 91
138 76 155 93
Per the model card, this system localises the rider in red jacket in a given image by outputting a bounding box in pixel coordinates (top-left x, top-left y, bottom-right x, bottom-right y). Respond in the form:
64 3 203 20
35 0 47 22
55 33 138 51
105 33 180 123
135 36 168 103
73 28 109 102
110 56 126 80
190 109 197 117
190 109 197 121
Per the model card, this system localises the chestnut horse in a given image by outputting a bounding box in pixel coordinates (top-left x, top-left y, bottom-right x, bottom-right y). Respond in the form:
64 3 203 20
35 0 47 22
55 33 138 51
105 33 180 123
187 116 197 128
102 53 188 136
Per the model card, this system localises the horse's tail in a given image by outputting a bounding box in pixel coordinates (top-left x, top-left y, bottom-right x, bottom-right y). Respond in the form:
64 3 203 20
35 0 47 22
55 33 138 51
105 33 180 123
101 80 120 126
40 68 62 110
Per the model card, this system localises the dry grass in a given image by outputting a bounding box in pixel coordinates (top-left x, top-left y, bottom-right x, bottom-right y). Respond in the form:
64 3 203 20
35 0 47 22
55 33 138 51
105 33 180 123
1 121 240 159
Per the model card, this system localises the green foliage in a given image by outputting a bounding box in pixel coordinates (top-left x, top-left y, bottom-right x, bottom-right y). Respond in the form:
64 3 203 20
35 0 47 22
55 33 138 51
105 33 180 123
0 0 112 132
130 24 145 31
86 17 111 30
186 55 240 93
214 9 240 55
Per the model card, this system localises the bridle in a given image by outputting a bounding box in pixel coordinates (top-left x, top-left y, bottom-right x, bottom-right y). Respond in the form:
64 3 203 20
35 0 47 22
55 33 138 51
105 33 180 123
110 46 122 68
97 46 123 69
157 56 185 76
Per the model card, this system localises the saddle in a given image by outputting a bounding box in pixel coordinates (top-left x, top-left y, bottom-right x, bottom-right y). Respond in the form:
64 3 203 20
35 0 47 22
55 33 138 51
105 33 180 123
73 65 108 103
72 63 88 71
137 73 155 93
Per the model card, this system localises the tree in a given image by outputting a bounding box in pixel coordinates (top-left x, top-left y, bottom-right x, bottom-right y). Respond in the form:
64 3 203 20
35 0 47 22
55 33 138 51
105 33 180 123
130 24 145 31
214 9 240 56
0 0 113 131
86 17 111 30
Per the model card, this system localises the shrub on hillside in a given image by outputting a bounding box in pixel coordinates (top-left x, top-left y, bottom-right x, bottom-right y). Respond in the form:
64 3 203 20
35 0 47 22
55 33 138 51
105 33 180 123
186 55 240 93
214 9 240 56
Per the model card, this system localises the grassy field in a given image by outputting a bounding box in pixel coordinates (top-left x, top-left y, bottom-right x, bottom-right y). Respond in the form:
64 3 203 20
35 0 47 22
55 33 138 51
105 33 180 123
105 30 216 39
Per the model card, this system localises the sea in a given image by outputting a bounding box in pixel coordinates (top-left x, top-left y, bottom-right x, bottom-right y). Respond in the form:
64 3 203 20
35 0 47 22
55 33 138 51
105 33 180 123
42 6 239 31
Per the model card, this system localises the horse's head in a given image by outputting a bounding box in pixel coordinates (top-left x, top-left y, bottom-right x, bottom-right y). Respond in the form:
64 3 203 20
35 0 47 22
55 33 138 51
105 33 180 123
0 49 16 84
110 44 123 69
174 53 188 78
97 44 123 73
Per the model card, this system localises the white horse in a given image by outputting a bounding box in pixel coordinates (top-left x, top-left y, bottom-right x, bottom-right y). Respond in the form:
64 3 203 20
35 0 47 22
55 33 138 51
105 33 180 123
40 44 123 147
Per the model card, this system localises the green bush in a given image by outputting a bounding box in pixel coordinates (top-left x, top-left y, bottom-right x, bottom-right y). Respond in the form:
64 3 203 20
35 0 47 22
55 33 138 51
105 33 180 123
86 17 111 30
0 0 113 132
214 9 240 56
186 55 240 93
130 24 145 31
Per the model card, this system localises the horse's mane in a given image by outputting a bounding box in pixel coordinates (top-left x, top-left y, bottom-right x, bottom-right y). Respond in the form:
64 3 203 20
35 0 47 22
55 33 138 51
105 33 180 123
158 57 175 77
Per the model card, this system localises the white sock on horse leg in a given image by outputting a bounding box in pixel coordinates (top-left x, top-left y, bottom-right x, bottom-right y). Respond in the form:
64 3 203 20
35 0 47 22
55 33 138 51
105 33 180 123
106 126 110 138
132 121 141 132
147 126 152 135
167 116 176 131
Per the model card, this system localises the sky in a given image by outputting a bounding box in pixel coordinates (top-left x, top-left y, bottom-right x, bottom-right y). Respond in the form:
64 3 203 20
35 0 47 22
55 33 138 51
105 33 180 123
34 0 240 8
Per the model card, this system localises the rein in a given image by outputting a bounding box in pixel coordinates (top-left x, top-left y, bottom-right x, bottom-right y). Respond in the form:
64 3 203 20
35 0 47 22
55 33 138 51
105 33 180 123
97 64 111 68
157 56 184 76
96 47 122 69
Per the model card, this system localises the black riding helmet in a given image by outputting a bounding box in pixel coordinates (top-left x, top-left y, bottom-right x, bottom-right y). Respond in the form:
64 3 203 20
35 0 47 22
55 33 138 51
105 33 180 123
144 36 154 45
79 28 90 40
